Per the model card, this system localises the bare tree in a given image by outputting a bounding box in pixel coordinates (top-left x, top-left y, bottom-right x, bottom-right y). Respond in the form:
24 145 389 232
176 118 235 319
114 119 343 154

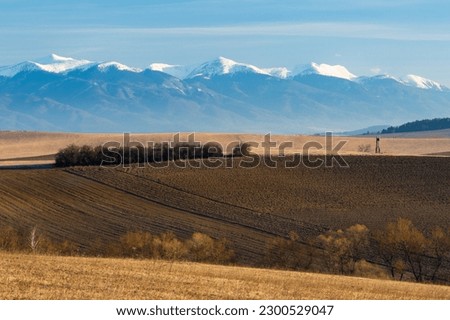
379 218 428 282
429 227 450 281
29 226 40 253
317 224 369 274
357 144 371 153
186 232 234 264
373 229 402 279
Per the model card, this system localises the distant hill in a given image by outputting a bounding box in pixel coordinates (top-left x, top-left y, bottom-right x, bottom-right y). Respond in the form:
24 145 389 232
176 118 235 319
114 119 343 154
334 125 390 136
381 118 450 134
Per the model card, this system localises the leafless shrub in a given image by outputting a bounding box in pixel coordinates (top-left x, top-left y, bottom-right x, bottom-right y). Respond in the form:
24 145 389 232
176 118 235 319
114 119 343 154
156 232 188 261
57 240 81 256
0 226 23 251
265 231 313 270
119 231 156 258
317 224 369 274
186 232 234 264
353 259 390 279
358 144 371 153
118 230 233 264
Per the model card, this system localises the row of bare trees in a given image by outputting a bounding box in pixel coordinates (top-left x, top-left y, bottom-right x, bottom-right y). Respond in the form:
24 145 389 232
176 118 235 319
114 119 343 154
1 218 448 283
373 218 450 282
265 218 450 283
0 225 82 256
116 231 234 264
0 225 234 265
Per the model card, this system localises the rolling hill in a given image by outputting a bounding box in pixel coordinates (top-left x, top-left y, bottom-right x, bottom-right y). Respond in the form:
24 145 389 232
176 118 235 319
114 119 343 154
1 252 449 299
3 131 450 168
1 156 449 279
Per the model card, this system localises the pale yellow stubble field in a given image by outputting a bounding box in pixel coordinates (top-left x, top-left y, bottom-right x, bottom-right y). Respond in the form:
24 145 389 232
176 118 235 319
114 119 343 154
1 252 449 300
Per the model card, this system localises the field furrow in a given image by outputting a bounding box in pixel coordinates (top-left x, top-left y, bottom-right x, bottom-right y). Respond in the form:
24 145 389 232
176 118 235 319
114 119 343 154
0 170 273 263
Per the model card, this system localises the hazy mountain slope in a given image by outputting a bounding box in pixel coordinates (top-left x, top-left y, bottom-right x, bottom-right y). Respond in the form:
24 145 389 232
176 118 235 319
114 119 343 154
1 55 450 133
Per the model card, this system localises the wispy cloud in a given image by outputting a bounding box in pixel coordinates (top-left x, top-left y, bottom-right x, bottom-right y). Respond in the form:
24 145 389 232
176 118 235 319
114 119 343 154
2 22 448 42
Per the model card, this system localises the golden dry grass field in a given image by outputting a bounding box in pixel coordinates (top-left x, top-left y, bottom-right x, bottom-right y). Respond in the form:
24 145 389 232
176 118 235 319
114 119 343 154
1 252 448 300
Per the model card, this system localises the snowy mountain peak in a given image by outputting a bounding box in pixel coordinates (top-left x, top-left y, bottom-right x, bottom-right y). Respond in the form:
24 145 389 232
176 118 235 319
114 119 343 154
401 74 445 91
1 55 447 92
262 67 291 79
33 54 92 73
51 53 71 61
186 57 271 79
149 63 177 72
0 61 41 77
97 61 141 73
356 74 402 84
0 53 92 77
148 63 193 79
35 53 79 64
295 62 357 80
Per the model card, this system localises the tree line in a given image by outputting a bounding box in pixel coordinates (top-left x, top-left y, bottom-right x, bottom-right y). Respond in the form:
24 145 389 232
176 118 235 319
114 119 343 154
54 142 253 167
265 218 450 283
0 225 234 265
1 218 448 283
380 117 450 134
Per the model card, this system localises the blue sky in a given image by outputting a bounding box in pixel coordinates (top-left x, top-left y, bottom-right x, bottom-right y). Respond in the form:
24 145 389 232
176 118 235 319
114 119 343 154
1 0 450 84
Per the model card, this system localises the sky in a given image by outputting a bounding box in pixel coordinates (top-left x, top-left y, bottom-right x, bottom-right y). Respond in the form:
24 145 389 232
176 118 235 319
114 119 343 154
0 0 450 85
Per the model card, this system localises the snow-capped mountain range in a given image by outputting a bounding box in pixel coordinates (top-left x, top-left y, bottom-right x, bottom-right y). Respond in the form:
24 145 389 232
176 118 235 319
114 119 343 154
0 54 449 133
0 54 141 76
1 54 444 90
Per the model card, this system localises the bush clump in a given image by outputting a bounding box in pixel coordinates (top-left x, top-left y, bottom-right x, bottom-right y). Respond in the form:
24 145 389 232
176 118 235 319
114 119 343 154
118 230 234 264
54 142 224 167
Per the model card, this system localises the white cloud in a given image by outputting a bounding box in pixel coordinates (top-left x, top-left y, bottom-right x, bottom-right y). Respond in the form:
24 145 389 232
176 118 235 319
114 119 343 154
3 22 447 42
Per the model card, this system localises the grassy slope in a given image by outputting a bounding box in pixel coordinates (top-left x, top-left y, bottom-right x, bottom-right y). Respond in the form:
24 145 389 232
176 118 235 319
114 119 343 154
0 252 448 300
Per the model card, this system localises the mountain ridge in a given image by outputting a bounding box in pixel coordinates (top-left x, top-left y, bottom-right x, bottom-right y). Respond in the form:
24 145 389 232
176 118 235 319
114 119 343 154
1 54 450 133
1 54 446 90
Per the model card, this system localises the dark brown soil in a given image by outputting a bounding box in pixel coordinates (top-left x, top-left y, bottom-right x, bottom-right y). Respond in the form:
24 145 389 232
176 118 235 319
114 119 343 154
1 155 449 267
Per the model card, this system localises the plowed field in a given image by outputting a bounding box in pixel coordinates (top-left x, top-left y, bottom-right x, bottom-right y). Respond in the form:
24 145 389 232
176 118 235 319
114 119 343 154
1 155 449 267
